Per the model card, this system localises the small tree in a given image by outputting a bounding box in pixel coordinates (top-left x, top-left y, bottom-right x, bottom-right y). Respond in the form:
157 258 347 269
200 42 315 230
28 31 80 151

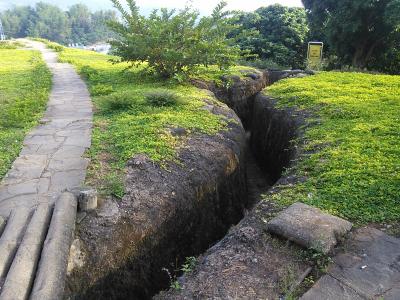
108 0 241 78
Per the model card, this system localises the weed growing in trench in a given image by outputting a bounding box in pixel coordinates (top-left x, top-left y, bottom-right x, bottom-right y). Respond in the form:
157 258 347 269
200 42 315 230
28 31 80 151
180 256 197 273
162 268 182 291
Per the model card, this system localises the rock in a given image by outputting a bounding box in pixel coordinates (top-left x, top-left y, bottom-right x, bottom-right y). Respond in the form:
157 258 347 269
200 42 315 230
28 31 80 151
67 239 85 275
76 212 87 224
0 216 5 234
221 74 241 82
97 198 120 220
267 70 313 84
245 73 260 80
78 188 97 211
267 202 352 253
170 127 187 136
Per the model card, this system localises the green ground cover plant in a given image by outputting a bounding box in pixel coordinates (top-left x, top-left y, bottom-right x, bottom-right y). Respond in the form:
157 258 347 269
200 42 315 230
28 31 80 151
57 47 242 197
266 72 400 224
0 40 25 49
0 48 51 179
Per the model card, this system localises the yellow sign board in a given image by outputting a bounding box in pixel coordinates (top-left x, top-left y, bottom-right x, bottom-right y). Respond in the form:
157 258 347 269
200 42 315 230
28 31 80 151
307 42 323 67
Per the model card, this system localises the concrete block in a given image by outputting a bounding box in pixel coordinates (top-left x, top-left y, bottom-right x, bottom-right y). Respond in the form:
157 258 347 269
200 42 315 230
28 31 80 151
78 188 97 211
267 202 352 253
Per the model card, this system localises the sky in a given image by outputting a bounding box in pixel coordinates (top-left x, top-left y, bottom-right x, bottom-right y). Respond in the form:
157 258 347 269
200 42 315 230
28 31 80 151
0 0 304 13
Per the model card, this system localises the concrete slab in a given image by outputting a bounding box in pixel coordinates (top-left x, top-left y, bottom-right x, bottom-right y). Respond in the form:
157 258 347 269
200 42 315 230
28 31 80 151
302 227 400 299
300 275 364 300
267 202 352 253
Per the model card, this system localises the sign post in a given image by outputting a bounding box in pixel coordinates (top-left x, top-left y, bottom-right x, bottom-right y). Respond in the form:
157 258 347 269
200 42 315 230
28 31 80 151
307 42 323 69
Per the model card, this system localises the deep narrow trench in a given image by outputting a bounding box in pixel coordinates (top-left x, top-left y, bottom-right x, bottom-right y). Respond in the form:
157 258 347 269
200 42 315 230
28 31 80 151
71 75 297 300
245 132 273 205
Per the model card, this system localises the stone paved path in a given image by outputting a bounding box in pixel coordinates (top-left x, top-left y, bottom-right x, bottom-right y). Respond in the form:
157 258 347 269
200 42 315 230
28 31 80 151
0 40 92 219
301 227 400 300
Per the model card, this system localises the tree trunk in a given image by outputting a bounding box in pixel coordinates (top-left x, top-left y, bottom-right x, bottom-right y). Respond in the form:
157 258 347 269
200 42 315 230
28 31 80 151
352 40 380 69
352 45 366 68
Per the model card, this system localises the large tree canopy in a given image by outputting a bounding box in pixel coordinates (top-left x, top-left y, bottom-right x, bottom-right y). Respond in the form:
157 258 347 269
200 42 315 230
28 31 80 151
0 2 117 44
28 2 70 43
303 0 400 69
232 4 309 69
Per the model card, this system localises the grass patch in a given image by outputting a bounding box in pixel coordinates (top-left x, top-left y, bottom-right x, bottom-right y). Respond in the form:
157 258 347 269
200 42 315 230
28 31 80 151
0 49 51 179
144 89 183 107
57 47 238 197
266 72 400 224
0 40 25 49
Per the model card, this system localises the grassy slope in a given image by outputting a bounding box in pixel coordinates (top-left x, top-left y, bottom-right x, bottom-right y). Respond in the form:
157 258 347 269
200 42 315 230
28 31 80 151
58 47 241 197
266 72 400 224
0 48 51 179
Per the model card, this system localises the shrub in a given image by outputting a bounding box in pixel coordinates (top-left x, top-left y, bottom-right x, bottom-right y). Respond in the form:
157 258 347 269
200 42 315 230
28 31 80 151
47 43 64 52
108 0 242 78
144 89 182 107
98 91 134 112
80 66 100 81
0 41 18 49
91 84 114 96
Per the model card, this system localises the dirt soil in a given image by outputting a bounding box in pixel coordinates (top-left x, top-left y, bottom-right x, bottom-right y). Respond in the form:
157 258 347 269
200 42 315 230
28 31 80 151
66 71 314 300
155 199 312 300
65 97 250 299
155 91 311 300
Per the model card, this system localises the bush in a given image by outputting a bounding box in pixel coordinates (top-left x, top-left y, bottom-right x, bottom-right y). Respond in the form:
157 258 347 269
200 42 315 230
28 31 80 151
91 84 114 96
108 0 241 78
145 89 182 107
98 91 134 112
0 41 19 49
80 66 100 81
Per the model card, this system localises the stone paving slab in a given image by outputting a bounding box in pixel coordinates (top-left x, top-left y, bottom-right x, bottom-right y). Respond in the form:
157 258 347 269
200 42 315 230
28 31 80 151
0 40 92 219
301 274 364 300
301 227 400 299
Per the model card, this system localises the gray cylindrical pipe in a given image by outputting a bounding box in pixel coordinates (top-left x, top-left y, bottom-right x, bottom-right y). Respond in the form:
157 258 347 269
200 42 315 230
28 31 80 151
0 207 32 288
30 192 77 300
0 204 52 300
